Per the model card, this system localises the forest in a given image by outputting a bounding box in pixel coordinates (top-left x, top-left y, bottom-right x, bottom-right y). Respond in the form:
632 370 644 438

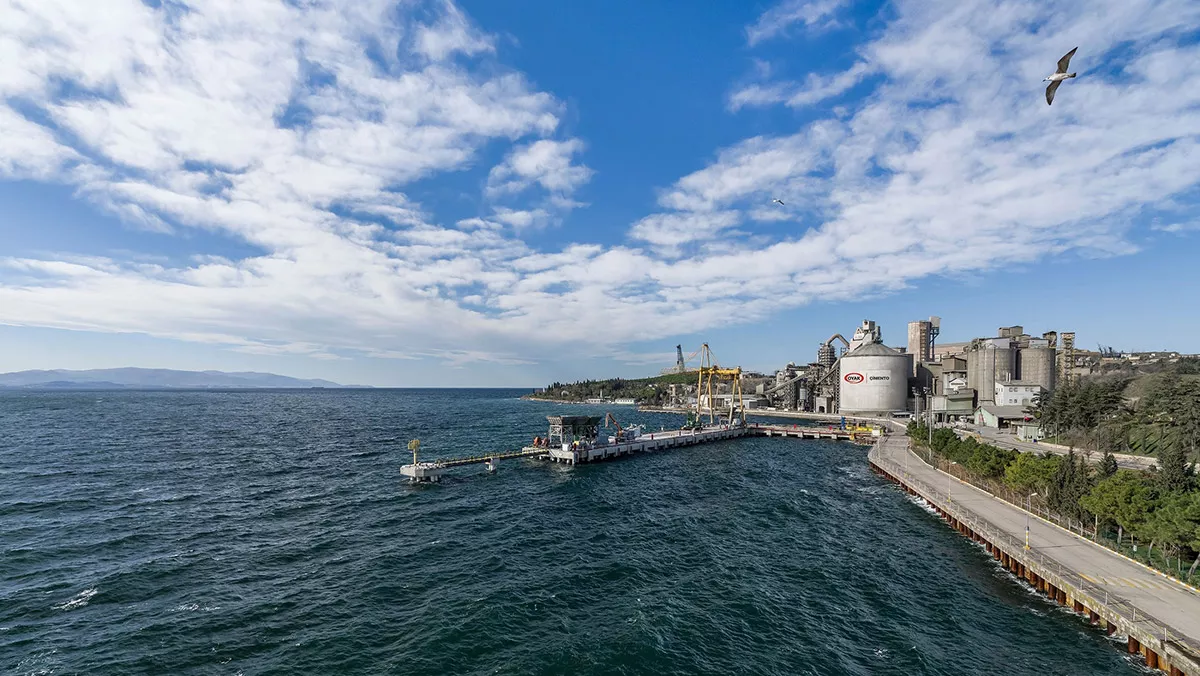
1028 361 1200 455
531 372 697 404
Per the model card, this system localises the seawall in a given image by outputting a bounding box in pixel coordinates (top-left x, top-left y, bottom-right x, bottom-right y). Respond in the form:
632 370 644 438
868 433 1200 675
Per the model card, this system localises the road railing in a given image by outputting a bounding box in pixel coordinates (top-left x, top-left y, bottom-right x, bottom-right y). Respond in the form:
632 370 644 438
869 436 1200 662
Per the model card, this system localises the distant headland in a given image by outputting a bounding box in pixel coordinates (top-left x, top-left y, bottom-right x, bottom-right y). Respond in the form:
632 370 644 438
0 368 363 390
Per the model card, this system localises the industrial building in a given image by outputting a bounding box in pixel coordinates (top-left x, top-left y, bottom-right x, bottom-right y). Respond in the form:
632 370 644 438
755 319 909 416
994 381 1044 407
973 405 1033 430
745 318 1071 423
964 326 1058 406
906 317 940 374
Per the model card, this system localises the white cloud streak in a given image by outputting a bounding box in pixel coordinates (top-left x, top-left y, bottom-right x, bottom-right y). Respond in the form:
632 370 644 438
1 0 1199 370
746 0 850 46
730 62 875 110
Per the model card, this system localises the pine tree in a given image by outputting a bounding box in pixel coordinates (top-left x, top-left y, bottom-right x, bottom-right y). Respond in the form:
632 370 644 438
1160 442 1191 493
1101 451 1119 478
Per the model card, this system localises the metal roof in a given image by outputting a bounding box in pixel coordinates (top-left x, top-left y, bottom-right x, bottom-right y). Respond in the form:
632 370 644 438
845 342 903 357
978 404 1032 419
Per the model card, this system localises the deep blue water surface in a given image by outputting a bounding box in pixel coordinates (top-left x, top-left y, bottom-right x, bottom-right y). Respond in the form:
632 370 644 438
1 389 1148 674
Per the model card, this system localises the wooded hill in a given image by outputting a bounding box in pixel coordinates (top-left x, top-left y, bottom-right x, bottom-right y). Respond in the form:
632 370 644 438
530 372 698 404
1028 359 1200 457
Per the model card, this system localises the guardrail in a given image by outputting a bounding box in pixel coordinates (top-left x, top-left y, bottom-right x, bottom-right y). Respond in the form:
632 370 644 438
870 436 1200 663
910 439 1200 590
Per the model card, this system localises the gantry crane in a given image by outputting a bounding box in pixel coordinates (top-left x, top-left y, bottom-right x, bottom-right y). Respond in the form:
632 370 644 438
661 344 704 375
694 343 744 425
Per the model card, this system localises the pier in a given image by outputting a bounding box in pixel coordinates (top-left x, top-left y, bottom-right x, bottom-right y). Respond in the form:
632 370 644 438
869 429 1200 675
399 416 879 482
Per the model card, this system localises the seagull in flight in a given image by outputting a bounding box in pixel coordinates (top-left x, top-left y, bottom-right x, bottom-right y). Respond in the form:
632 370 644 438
1044 47 1078 105
772 198 785 206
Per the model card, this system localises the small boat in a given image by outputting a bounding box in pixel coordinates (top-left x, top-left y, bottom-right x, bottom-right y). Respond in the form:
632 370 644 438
485 458 497 473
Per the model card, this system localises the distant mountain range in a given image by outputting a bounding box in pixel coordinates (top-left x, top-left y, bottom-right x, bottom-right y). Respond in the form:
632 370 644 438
0 368 358 389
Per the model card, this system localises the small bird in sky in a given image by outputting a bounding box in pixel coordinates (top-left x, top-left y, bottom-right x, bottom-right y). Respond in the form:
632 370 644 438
1044 47 1078 106
772 198 785 206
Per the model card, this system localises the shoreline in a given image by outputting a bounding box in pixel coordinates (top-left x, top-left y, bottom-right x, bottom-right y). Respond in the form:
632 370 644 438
871 428 1200 674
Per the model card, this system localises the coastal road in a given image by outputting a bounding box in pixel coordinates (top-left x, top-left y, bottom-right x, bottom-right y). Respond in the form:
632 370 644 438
956 425 1158 471
872 431 1200 661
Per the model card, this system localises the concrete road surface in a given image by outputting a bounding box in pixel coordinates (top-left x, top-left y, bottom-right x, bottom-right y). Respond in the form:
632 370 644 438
872 432 1200 660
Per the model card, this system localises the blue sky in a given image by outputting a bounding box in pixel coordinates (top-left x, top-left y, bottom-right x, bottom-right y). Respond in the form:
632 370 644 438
1 0 1199 387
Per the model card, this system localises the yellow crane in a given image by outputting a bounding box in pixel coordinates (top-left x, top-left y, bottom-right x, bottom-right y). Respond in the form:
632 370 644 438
694 343 744 425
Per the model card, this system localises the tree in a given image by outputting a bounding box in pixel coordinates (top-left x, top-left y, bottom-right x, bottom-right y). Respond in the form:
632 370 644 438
1144 492 1200 570
1159 443 1193 493
1100 451 1119 478
1184 492 1200 577
1005 453 1060 494
1082 471 1140 544
1048 450 1094 521
967 444 1017 479
1114 475 1158 549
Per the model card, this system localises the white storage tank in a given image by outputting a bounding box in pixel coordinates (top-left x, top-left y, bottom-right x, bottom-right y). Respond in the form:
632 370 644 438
839 342 909 414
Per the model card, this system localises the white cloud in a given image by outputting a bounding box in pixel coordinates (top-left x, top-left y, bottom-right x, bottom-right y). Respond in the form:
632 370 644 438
1152 221 1200 234
730 62 875 110
0 107 78 179
1 0 1199 372
491 207 551 230
629 211 742 253
414 0 495 61
657 129 837 212
486 138 593 196
746 0 850 46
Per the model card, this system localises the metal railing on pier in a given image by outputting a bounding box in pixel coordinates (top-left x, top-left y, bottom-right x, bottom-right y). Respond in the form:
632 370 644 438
432 447 548 468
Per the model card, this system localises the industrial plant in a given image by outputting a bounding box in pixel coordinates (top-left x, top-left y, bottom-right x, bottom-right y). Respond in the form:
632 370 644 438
659 318 1081 432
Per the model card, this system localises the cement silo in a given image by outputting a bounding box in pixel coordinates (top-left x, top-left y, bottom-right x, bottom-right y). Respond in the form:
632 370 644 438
1017 344 1057 392
966 338 1016 404
839 343 909 414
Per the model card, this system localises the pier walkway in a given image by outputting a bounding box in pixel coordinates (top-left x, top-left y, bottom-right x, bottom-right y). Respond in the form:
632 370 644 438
399 421 876 481
870 431 1200 674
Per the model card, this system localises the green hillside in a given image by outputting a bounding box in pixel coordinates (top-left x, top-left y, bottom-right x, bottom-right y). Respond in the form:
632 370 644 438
530 372 698 404
1031 364 1200 461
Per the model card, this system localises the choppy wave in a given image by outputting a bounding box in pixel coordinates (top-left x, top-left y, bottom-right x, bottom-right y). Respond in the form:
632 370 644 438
1 389 1144 674
53 588 97 611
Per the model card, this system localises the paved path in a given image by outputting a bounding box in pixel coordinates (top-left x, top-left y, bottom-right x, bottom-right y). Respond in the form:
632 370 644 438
958 425 1157 470
872 430 1200 659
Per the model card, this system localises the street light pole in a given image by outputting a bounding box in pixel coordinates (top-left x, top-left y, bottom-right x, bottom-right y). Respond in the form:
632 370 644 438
926 387 933 446
1025 492 1038 550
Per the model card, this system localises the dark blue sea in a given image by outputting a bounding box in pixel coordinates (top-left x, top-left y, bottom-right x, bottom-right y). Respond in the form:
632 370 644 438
1 389 1148 674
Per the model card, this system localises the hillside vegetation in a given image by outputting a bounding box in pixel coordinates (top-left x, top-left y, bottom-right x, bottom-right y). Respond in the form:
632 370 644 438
530 372 698 404
1028 361 1200 460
